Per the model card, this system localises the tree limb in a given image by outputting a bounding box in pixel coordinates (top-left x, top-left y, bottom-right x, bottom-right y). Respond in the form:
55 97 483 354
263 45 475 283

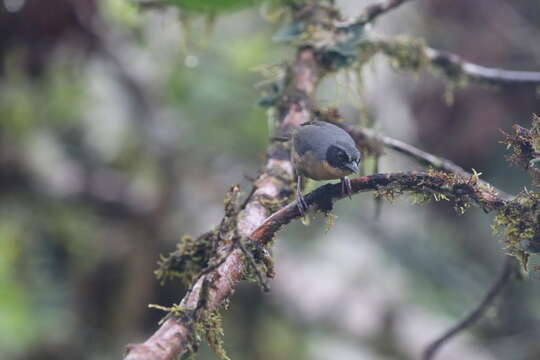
124 167 510 360
422 257 514 360
250 171 508 244
123 43 323 360
345 125 514 201
371 38 540 87
425 46 540 86
357 0 414 25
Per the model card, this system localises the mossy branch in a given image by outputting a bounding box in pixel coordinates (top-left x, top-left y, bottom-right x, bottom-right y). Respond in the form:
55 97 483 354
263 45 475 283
355 0 413 25
250 170 507 244
359 38 540 87
501 114 540 185
344 124 514 201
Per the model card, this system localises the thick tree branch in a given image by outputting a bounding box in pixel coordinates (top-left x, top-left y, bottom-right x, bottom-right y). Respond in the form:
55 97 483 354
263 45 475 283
422 257 514 360
123 44 323 360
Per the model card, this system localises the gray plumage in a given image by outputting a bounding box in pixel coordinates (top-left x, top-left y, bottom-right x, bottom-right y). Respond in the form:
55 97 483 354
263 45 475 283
293 121 360 162
291 120 361 215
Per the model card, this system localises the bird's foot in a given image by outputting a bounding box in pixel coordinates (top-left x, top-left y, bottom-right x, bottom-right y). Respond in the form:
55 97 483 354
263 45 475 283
341 177 352 199
296 193 308 217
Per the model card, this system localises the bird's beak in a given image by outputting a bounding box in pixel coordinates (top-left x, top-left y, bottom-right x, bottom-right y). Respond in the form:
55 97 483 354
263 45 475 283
345 161 359 174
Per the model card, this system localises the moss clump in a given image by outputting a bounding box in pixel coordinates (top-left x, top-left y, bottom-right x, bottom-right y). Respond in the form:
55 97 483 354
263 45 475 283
195 310 230 360
501 114 540 186
358 37 481 97
409 192 432 205
494 115 540 270
371 169 493 216
148 303 185 319
493 190 540 270
155 185 243 286
155 233 217 286
239 240 275 290
257 194 289 214
377 37 430 73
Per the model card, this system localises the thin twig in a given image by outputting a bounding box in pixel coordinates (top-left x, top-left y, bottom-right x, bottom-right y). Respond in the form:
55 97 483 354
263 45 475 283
237 238 271 292
183 244 237 298
373 37 540 86
425 47 540 86
357 0 413 25
345 126 514 201
422 257 514 360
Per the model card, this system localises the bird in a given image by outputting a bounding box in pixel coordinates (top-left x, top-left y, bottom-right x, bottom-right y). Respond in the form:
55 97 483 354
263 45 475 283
291 120 361 216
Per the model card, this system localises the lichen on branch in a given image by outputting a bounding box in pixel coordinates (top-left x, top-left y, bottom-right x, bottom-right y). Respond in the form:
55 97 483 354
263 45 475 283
494 115 540 269
501 114 540 185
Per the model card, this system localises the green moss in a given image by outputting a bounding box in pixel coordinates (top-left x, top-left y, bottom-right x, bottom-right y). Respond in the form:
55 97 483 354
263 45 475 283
324 212 337 233
196 310 230 360
409 192 432 205
493 190 540 271
502 114 540 185
258 195 288 213
356 37 484 95
155 186 245 286
155 233 217 286
378 37 430 73
240 241 274 288
148 303 185 319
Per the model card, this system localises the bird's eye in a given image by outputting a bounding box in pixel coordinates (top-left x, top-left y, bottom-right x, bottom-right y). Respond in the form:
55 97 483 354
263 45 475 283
338 151 348 162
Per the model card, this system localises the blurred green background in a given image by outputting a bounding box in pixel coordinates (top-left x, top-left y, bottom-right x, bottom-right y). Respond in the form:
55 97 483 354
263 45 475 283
1 1 540 359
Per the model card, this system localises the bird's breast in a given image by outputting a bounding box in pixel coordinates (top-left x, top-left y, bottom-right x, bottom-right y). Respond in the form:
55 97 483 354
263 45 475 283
293 151 352 180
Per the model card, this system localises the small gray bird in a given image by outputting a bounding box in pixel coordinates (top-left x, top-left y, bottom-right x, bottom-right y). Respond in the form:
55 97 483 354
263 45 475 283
291 120 361 215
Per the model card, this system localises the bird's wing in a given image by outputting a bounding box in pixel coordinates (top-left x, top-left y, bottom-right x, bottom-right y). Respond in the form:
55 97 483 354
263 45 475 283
293 127 313 156
294 121 333 156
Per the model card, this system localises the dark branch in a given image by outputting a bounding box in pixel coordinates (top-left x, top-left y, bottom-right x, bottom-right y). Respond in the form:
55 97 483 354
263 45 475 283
425 47 540 86
237 237 271 292
357 0 413 25
250 171 508 244
367 38 540 87
422 257 514 360
345 126 514 201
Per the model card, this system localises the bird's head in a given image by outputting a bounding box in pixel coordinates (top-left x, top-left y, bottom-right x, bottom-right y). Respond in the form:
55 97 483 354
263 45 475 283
326 142 361 174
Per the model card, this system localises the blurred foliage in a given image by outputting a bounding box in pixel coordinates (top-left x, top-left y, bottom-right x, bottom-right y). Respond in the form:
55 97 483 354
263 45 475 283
0 56 84 139
166 0 262 12
104 0 142 28
164 0 297 13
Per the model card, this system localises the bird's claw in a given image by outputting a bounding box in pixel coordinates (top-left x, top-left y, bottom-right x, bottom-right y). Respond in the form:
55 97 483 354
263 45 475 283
341 177 352 199
296 193 308 217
